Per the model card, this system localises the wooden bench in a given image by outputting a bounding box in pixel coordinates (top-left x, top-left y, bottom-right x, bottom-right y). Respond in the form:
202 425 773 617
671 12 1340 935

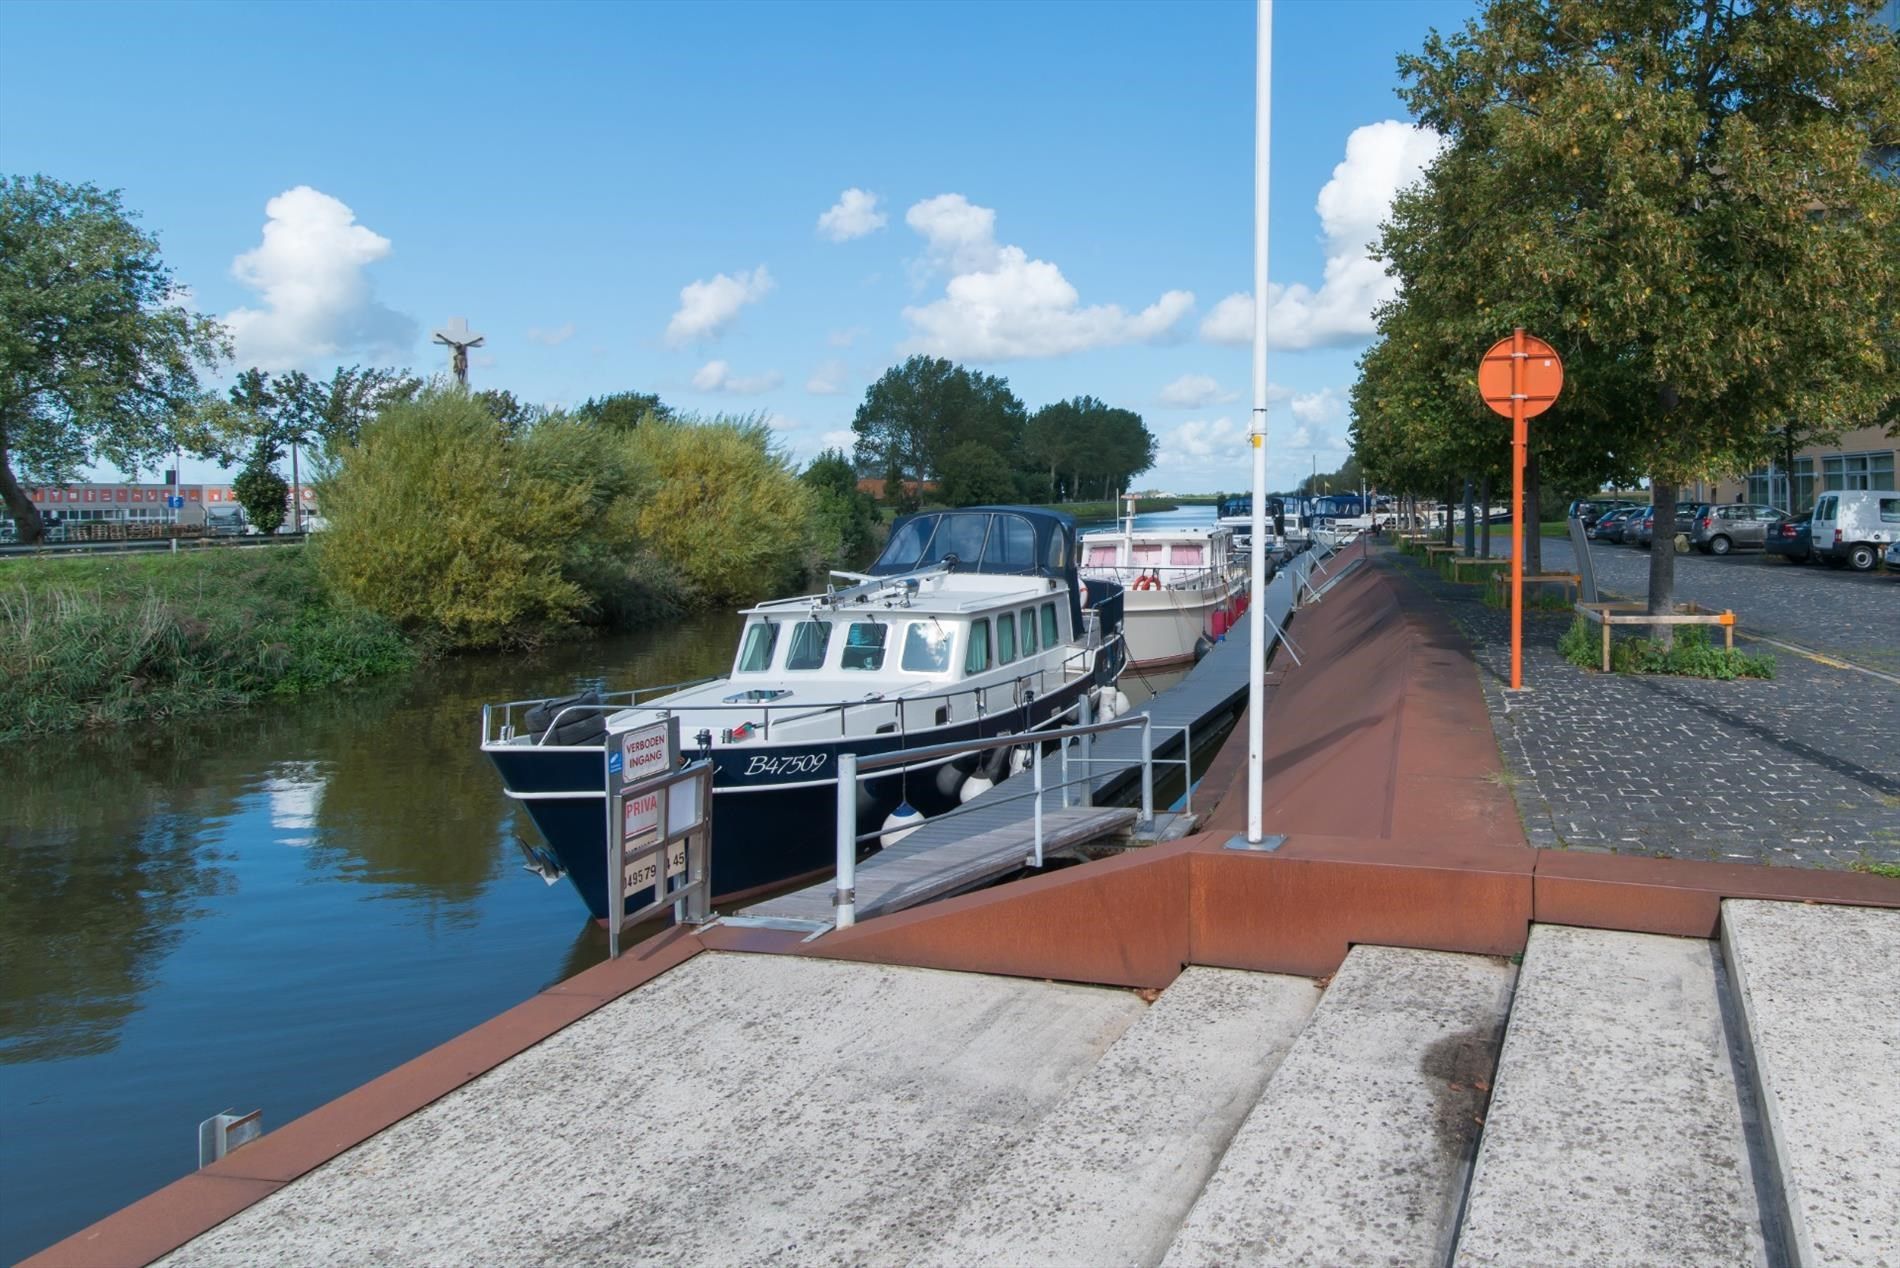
1488 570 1582 606
1574 601 1737 671
1445 555 1510 583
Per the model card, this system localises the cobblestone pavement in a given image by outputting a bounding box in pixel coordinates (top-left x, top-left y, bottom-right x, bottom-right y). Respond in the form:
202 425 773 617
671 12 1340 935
1384 549 1900 870
1493 532 1900 673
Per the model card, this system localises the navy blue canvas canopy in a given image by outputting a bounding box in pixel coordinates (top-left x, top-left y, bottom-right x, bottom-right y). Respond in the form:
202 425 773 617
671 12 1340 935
869 507 1081 631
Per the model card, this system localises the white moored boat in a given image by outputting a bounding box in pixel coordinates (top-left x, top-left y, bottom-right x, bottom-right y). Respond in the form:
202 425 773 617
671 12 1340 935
1080 498 1249 669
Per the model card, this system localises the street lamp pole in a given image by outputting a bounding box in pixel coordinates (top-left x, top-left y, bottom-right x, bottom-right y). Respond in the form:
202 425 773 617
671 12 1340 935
1246 0 1273 844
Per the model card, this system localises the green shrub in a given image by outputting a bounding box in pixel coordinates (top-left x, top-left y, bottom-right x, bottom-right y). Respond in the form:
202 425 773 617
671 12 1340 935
623 414 813 604
314 388 602 647
1559 618 1774 679
0 548 412 741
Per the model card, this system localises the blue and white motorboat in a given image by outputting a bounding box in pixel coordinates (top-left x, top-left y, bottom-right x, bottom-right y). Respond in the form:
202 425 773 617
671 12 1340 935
481 506 1128 920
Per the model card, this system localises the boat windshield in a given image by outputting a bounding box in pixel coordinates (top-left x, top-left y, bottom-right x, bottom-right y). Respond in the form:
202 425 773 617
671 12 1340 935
841 622 886 671
737 621 779 672
901 620 953 673
785 620 832 670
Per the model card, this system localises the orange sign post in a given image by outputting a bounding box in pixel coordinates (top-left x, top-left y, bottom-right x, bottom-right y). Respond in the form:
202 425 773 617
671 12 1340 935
1477 329 1563 690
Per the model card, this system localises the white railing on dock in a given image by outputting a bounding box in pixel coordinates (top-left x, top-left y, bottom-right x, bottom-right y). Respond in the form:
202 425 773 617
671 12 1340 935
830 711 1172 929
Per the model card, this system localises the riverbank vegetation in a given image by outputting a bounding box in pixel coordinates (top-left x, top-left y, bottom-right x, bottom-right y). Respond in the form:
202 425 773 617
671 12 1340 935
0 549 412 740
1558 619 1775 681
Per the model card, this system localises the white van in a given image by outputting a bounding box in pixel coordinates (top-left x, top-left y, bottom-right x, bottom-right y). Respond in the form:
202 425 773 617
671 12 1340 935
1809 489 1900 571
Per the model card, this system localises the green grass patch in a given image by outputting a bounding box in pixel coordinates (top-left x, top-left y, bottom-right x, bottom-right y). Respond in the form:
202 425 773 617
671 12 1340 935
1558 617 1775 680
1540 521 1568 538
0 547 416 742
1482 584 1575 612
1851 860 1900 879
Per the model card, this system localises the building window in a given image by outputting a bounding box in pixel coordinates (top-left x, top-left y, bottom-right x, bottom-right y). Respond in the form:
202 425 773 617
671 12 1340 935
1822 451 1897 492
1747 458 1814 512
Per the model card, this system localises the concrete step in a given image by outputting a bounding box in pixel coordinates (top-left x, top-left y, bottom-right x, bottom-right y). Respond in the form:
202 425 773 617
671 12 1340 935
1722 899 1900 1268
1161 945 1517 1267
921 966 1319 1268
1453 924 1768 1267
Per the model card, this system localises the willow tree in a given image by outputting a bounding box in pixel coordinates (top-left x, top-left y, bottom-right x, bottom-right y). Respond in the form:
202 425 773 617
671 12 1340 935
1386 0 1900 619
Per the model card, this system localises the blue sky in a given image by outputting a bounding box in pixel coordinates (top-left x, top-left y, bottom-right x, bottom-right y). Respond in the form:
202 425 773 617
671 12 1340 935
2 0 1476 492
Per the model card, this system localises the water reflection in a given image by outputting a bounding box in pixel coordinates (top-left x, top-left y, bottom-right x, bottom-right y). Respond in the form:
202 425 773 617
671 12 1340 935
0 611 743 1261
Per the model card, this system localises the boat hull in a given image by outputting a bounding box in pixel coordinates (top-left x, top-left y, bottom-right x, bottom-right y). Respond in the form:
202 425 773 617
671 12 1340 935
1119 580 1247 668
486 672 1103 921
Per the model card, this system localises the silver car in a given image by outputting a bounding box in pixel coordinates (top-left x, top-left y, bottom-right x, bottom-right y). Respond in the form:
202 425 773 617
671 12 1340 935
1690 503 1786 555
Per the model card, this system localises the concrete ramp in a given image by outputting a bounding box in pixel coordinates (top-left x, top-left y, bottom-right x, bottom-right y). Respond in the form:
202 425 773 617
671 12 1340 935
922 967 1318 1267
156 954 1145 1268
1162 945 1516 1267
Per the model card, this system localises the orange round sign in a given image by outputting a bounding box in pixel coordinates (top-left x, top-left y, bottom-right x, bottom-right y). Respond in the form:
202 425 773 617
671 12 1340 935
1478 332 1563 418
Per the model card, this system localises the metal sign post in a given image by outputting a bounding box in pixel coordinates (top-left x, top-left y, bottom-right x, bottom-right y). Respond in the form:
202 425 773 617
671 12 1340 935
1478 329 1563 691
603 716 714 957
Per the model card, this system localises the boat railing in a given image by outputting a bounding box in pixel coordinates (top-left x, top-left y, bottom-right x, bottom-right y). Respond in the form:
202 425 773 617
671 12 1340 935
481 634 1125 749
1082 561 1247 592
828 701 1191 928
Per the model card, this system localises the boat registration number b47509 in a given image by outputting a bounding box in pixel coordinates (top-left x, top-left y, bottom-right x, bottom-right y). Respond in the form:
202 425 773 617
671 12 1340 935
624 840 687 892
744 752 829 778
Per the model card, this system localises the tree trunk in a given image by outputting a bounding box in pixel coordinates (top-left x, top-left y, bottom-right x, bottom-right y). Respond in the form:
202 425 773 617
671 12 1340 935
1444 483 1456 545
1647 475 1677 646
1525 451 1542 575
1479 476 1492 558
1784 429 1799 513
1463 477 1475 556
0 443 44 546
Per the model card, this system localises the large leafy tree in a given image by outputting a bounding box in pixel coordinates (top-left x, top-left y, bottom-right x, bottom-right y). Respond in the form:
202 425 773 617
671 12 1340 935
573 390 671 432
850 356 1026 485
0 175 228 543
1381 0 1900 617
1028 396 1158 501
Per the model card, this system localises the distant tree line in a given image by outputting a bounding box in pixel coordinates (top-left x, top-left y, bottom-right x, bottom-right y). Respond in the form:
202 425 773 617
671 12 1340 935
850 355 1157 510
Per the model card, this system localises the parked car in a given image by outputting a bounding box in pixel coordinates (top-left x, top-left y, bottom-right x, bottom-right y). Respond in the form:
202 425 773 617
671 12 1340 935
1629 507 1656 547
1690 503 1787 555
1567 499 1639 528
1885 539 1900 570
1811 490 1900 572
1764 511 1816 564
1591 506 1642 542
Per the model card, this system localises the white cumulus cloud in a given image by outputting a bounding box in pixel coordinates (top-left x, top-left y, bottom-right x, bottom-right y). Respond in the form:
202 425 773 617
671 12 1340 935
1290 387 1348 426
1158 416 1246 465
665 266 774 346
827 326 866 348
692 360 782 394
806 360 850 395
1157 373 1238 409
526 322 575 346
817 188 887 242
222 186 415 371
1201 120 1443 350
900 194 1194 360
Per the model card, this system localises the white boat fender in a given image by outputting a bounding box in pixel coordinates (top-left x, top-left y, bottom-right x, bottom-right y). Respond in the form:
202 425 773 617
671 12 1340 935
958 772 994 803
1009 745 1032 776
1110 689 1132 718
880 802 925 849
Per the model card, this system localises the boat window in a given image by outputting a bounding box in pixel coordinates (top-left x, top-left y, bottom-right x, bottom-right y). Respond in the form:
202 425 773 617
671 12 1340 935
1020 607 1038 655
1085 544 1119 567
785 620 832 670
902 620 954 673
881 515 937 571
841 622 887 671
996 613 1016 664
1040 602 1059 647
736 621 779 673
1169 544 1205 567
981 514 1038 570
1045 528 1068 570
1132 544 1163 566
965 619 991 674
934 514 991 568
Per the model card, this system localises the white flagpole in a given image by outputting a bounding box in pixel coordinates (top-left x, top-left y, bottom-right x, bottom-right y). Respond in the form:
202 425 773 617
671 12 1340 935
1246 0 1273 844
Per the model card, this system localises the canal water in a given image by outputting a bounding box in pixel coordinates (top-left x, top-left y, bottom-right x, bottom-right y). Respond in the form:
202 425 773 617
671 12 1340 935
0 504 1214 1259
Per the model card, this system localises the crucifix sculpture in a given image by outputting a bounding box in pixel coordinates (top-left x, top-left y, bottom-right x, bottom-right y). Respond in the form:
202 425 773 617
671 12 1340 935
431 317 486 386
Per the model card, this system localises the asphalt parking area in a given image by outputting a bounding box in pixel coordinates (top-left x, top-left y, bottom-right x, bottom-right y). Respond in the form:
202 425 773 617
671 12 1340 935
1384 548 1900 870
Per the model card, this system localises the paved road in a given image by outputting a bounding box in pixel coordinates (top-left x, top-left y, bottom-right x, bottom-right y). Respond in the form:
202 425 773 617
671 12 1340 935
1387 551 1900 870
1504 535 1900 674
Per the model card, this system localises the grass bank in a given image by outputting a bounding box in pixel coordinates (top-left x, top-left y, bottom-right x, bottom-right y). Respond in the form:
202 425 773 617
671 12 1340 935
0 547 415 742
